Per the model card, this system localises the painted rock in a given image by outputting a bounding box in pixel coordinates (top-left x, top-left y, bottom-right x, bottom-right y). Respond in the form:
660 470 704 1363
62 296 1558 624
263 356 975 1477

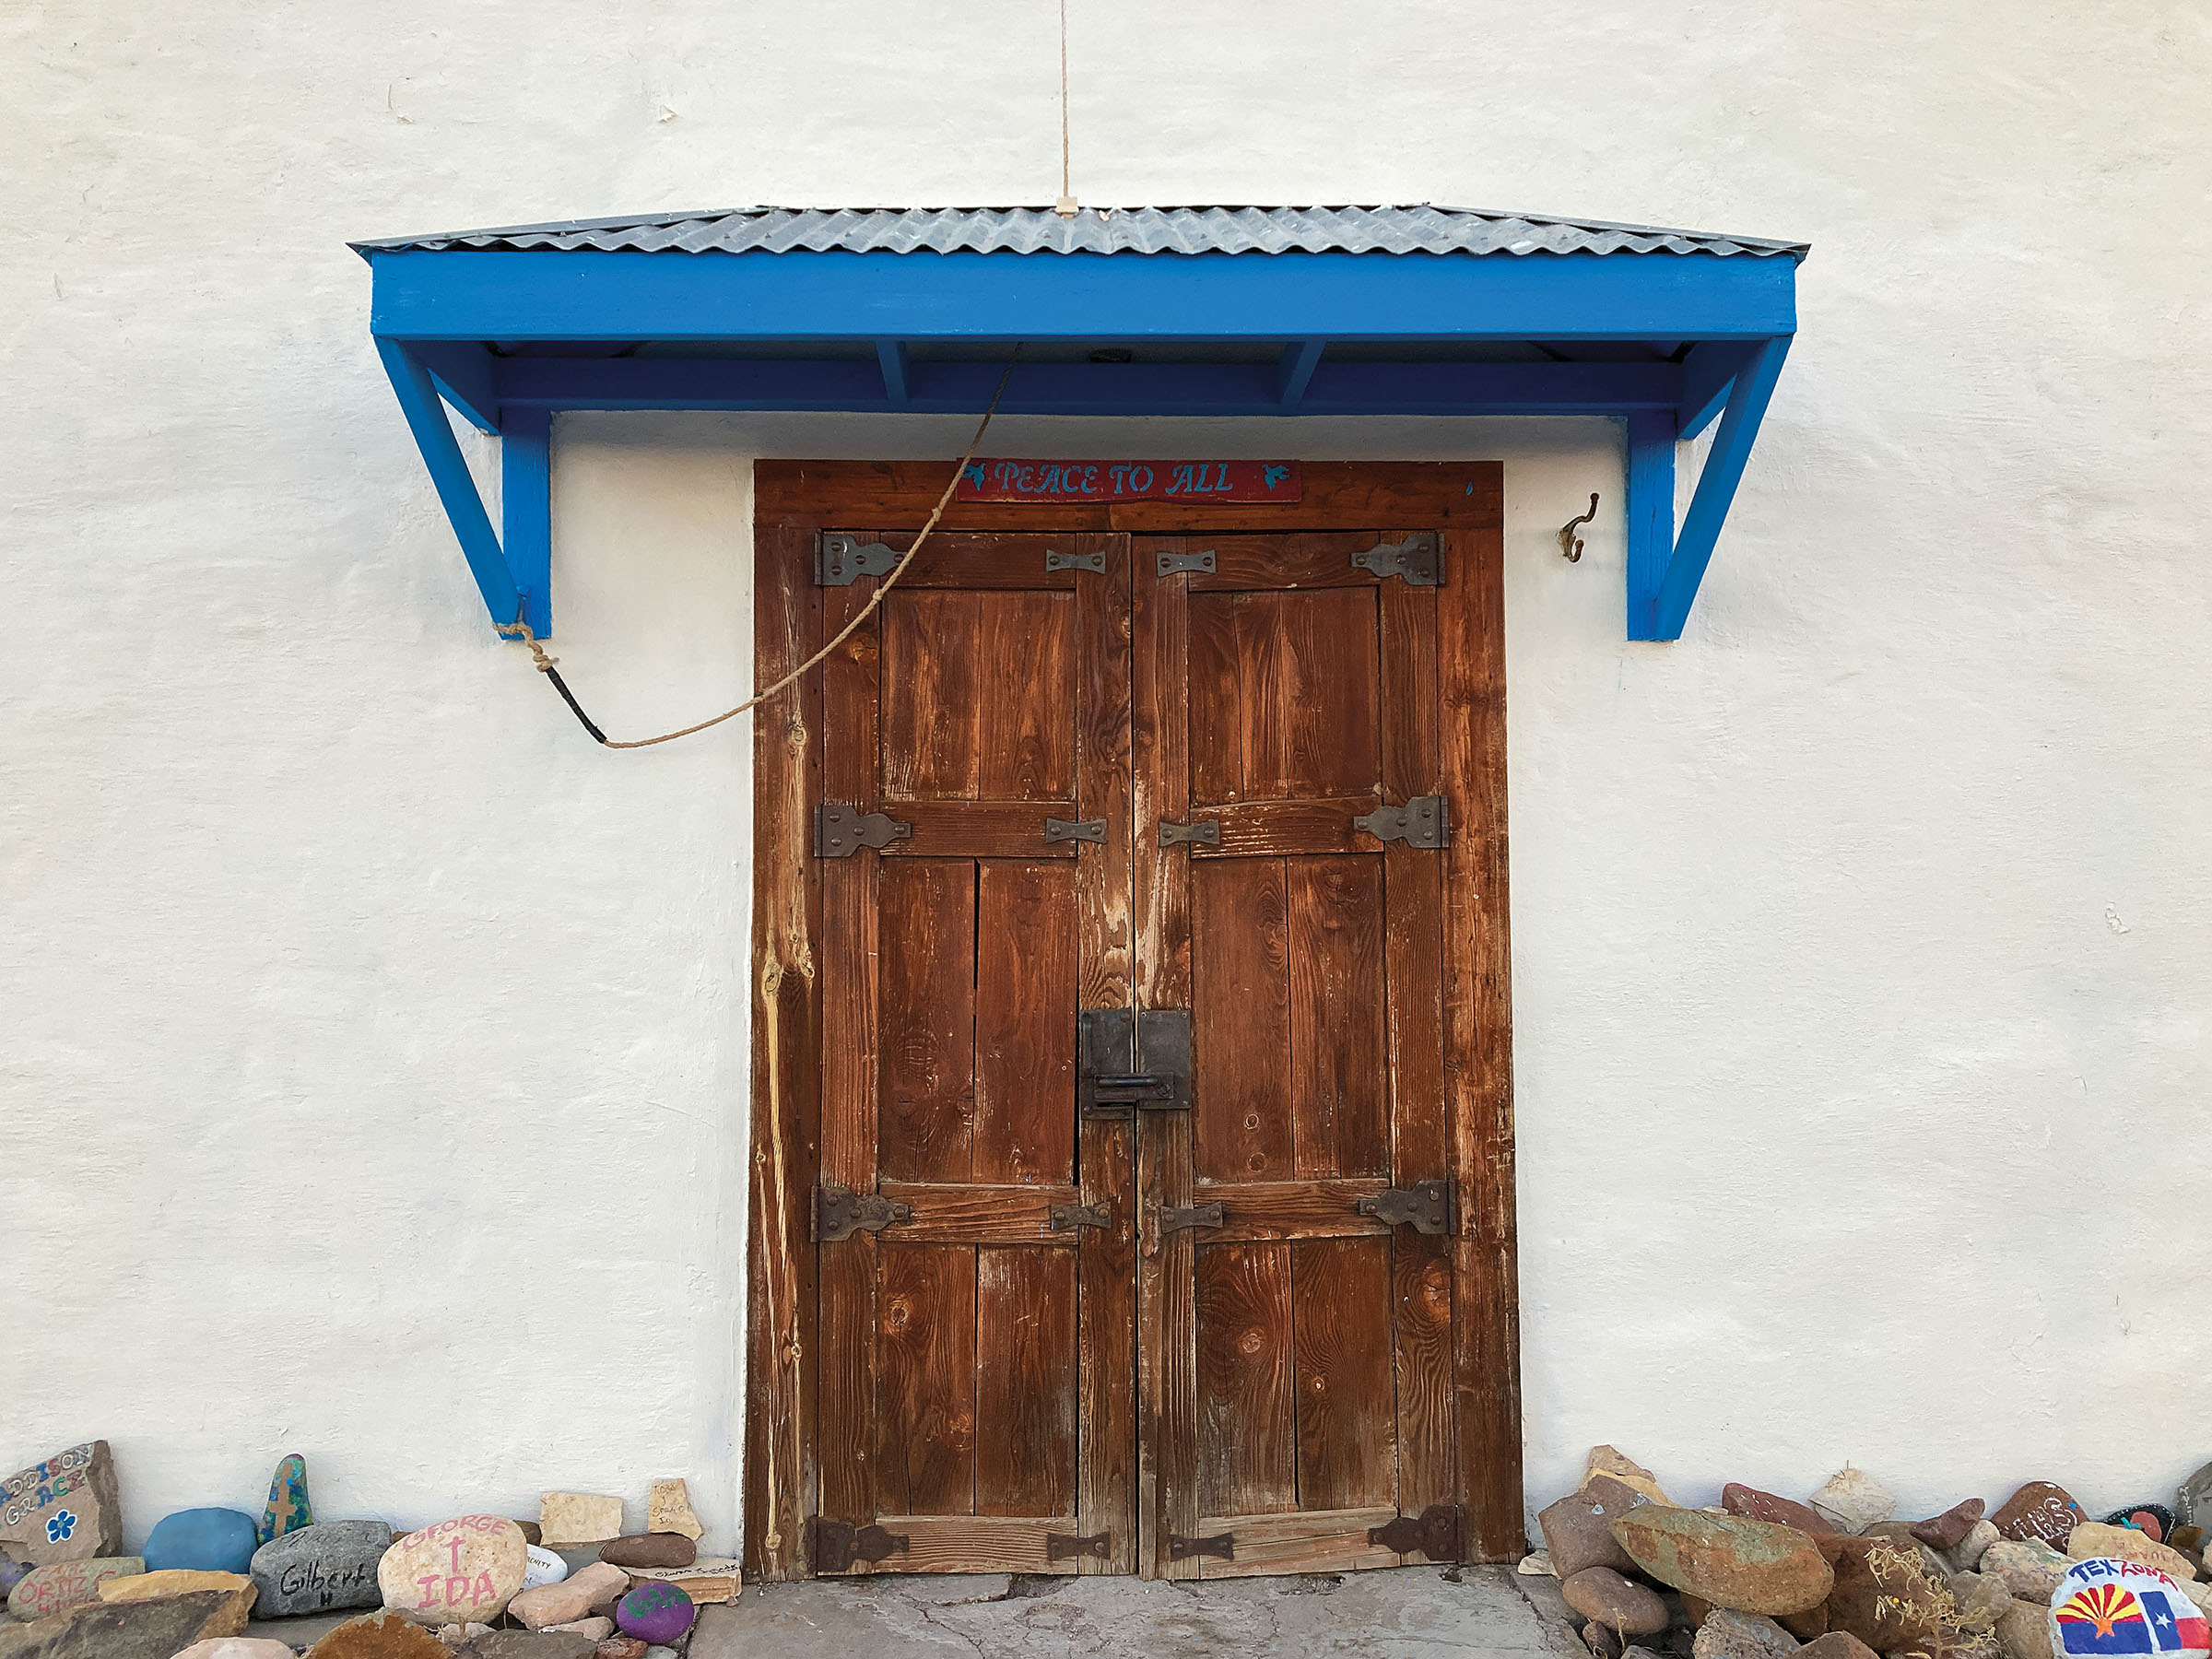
2049 1558 2208 1659
1810 1466 1898 1535
509 1559 629 1630
258 1454 314 1545
2105 1507 2178 1547
1690 1609 1798 1659
302 1609 453 1656
616 1581 695 1643
146 1509 261 1574
375 1514 528 1626
0 1440 124 1565
599 1534 695 1571
1564 1566 1669 1636
1542 1475 1650 1578
1611 1506 1834 1617
1824 1535 1950 1648
1914 1500 1991 1551
619 1556 740 1605
1724 1484 1834 1535
523 1544 571 1589
539 1493 624 1547
2068 1524 2202 1584
251 1519 393 1617
2180 1467 2212 1535
6 1554 142 1619
645 1481 702 1543
1996 1484 2088 1548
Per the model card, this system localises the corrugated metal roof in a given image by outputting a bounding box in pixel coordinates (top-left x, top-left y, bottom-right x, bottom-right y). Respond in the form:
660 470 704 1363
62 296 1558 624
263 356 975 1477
350 204 1807 261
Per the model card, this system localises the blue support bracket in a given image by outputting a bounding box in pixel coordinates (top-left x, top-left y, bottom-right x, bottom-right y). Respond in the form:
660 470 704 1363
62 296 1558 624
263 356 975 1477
500 406 552 640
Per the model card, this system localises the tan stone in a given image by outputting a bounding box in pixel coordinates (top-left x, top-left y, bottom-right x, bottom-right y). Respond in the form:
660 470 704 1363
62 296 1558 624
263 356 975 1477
375 1517 528 1627
645 1481 702 1543
305 1610 453 1657
172 1642 300 1659
0 1588 253 1656
538 1495 625 1548
1586 1448 1673 1507
1611 1506 1833 1617
547 1618 615 1639
1994 1598 2053 1659
0 1442 124 1568
100 1569 254 1604
620 1557 740 1605
510 1561 629 1630
2066 1522 2201 1583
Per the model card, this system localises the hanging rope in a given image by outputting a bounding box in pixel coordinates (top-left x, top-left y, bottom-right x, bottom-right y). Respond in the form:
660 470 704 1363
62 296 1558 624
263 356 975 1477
499 350 1019 749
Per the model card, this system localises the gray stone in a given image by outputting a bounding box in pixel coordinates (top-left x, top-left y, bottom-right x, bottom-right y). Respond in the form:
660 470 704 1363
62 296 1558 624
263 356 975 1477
1949 1521 2001 1572
451 1634 594 1659
0 1590 250 1659
1944 1571 2013 1633
251 1521 393 1618
1693 1610 1800 1659
1565 1567 1670 1637
2179 1463 2212 1534
1982 1538 2069 1603
1994 1598 2052 1659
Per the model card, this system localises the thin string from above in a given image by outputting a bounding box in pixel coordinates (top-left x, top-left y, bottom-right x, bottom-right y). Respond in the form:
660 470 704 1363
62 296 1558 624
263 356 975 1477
499 350 1019 749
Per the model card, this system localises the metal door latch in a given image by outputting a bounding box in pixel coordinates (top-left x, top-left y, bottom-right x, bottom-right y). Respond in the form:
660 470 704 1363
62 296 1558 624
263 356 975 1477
1045 818 1107 845
1351 532 1441 585
1156 548 1217 575
1353 795 1449 850
1047 1530 1112 1561
1169 1532 1235 1561
816 533 901 586
1369 1504 1461 1560
1156 1201 1225 1235
1078 1009 1194 1115
1158 818 1221 848
1045 547 1107 573
1049 1201 1111 1232
1356 1180 1453 1236
813 1182 912 1242
815 802 912 858
806 1517 909 1572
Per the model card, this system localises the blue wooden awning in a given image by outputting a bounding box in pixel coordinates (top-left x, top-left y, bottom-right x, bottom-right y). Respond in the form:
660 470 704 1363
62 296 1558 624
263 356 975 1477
352 205 1806 641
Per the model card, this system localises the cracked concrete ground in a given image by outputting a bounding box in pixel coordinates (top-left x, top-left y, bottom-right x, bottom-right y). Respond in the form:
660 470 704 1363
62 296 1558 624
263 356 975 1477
688 1564 1584 1659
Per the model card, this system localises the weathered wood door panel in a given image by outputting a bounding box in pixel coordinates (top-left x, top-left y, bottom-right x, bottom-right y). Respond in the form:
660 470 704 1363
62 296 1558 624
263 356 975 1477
1135 535 1459 1580
814 531 1136 1578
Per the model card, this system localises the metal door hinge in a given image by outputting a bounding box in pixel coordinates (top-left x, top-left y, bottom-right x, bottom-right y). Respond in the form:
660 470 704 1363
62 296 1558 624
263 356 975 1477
1045 818 1107 845
1078 1009 1193 1116
806 1516 909 1572
1157 1201 1226 1235
1045 547 1107 573
1049 1201 1111 1233
1354 795 1449 850
1356 1180 1453 1236
813 1182 912 1242
1352 532 1440 585
1047 1530 1112 1562
1369 1503 1461 1560
1170 1532 1235 1561
1158 818 1220 848
815 802 912 858
1156 548 1216 575
816 533 900 586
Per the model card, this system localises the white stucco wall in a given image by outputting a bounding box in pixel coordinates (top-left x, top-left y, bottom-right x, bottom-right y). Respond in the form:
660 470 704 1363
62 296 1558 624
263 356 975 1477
5 0 2208 1555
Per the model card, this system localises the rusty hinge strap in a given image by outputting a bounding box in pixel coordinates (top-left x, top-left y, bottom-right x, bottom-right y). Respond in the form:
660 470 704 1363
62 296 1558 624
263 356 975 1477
1044 818 1107 845
1157 1201 1225 1235
816 533 900 586
1356 1179 1453 1236
1369 1503 1461 1560
815 802 912 858
1158 819 1220 848
1169 1532 1235 1561
1351 532 1440 586
1049 1201 1111 1233
813 1182 913 1242
1044 547 1106 573
1353 795 1449 850
1047 1529 1112 1561
806 1516 909 1572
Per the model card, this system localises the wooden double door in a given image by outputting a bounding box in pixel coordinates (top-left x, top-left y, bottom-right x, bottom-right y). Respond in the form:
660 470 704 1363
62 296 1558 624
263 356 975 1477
795 513 1498 1581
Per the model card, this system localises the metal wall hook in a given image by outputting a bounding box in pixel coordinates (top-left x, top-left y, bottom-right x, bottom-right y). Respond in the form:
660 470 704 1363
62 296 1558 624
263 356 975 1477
1559 493 1599 562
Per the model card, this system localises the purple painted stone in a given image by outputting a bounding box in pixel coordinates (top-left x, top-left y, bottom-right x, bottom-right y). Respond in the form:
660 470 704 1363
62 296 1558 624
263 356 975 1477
616 1580 696 1643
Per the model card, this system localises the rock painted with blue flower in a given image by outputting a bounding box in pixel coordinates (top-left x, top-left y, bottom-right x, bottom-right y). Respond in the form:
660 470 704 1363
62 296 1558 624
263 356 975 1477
0 1440 123 1565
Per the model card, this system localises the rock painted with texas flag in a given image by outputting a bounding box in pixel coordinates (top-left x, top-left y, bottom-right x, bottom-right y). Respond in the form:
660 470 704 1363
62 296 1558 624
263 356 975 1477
2049 1559 2209 1659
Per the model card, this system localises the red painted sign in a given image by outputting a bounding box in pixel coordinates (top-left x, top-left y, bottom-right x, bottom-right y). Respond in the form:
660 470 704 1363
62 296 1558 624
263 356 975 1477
955 458 1301 504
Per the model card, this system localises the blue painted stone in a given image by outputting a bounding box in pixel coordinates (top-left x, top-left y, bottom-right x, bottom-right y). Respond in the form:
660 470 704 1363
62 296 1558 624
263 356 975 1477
257 1453 313 1545
143 1508 259 1574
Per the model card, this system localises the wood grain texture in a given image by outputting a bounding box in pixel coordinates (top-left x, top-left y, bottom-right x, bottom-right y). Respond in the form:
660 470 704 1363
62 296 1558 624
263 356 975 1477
1191 1507 1401 1579
878 1182 1082 1243
1439 521 1522 1561
1186 589 1244 806
1076 533 1134 1011
1194 797 1384 858
1394 1232 1457 1522
1192 1177 1392 1242
877 859 977 1182
878 1243 978 1515
1192 857 1291 1184
873 532 1086 590
883 590 1077 800
1187 533 1389 592
974 860 1077 1186
1288 856 1388 1179
1079 1112 1137 1574
1291 1237 1398 1512
880 800 1079 859
1194 1241 1296 1518
872 1514 1086 1574
976 1246 1079 1517
1236 589 1381 800
744 524 822 1582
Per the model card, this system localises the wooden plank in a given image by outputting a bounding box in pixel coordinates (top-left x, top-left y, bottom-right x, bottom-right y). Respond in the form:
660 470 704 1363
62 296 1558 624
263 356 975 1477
869 531 1086 590
1237 589 1380 800
1186 588 1244 805
818 569 884 1535
755 461 1503 533
877 860 978 1182
744 524 822 1582
1194 796 1382 857
879 1182 1081 1243
1394 1233 1457 1524
881 590 982 800
976 1247 1079 1517
1192 858 1291 1184
1193 1177 1391 1242
1439 521 1521 1561
880 800 1078 859
877 1243 978 1515
1191 1507 1401 1579
1078 1112 1136 1575
869 1514 1086 1574
1288 856 1389 1179
1291 1236 1398 1512
973 860 1077 1186
978 591 1079 800
1194 1242 1296 1518
1188 533 1386 592
1075 533 1135 1012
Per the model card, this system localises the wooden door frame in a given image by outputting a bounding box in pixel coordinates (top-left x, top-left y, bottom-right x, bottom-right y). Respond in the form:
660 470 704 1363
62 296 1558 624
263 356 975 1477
744 460 1520 1582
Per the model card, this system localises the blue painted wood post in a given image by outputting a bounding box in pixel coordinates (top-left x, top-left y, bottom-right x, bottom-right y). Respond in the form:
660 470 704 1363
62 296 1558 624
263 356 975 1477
1647 335 1791 640
500 406 553 640
1624 411 1677 639
372 337 524 634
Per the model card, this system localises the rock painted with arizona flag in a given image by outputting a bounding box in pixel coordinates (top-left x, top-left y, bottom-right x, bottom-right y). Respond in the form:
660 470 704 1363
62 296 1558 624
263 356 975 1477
2049 1558 2209 1659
